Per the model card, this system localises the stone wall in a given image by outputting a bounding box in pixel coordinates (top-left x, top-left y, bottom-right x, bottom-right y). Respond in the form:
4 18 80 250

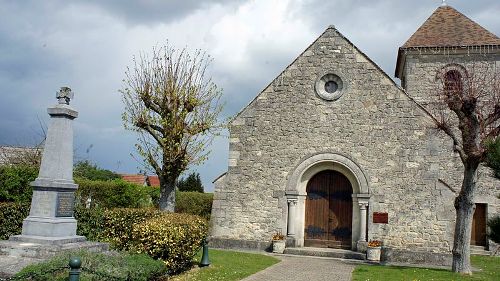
210 27 500 255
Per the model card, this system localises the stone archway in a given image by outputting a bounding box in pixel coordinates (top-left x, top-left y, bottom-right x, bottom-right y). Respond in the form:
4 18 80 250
284 153 370 250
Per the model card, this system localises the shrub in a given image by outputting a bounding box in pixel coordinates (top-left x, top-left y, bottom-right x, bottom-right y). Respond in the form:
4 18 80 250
488 215 500 243
76 179 155 209
74 160 121 181
14 249 167 281
0 202 30 239
486 138 500 179
175 191 213 219
74 206 105 241
0 164 38 203
98 208 163 251
132 213 208 273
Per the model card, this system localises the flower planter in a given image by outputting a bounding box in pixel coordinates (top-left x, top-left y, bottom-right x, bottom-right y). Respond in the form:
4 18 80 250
272 240 286 254
366 246 381 261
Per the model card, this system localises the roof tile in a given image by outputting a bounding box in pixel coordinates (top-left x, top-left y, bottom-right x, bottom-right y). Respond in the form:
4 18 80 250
402 5 500 48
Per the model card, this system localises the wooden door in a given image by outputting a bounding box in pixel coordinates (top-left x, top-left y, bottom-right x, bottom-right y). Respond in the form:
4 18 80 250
304 170 352 249
471 203 486 246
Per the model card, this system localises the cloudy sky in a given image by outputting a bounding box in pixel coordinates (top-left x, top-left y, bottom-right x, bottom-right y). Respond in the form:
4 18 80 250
1 0 499 191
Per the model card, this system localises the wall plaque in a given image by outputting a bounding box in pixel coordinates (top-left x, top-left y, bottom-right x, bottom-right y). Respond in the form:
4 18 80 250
56 192 75 217
373 212 388 224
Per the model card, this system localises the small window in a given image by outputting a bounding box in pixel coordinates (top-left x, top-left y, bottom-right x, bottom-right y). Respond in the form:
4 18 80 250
444 70 463 94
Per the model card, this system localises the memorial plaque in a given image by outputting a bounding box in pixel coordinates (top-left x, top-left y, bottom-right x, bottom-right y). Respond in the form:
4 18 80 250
373 212 388 224
56 192 75 217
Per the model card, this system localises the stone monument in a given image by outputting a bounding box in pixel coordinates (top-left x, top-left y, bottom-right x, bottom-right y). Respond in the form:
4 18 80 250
11 87 84 244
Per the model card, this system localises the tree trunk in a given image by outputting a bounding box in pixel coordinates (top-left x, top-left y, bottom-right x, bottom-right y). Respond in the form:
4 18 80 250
159 179 176 212
452 161 479 274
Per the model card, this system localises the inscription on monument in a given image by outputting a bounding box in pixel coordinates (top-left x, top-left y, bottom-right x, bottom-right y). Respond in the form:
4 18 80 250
56 192 75 217
373 212 388 224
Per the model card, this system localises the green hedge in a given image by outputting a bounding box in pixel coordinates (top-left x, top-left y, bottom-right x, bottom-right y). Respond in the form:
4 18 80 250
132 213 208 273
14 249 167 281
75 178 156 209
0 202 30 239
175 191 213 219
0 164 38 203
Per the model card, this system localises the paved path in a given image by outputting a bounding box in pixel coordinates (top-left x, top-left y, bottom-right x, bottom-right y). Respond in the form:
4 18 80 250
242 255 356 281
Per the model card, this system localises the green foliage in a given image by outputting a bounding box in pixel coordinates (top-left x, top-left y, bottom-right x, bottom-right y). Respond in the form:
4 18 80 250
487 215 500 243
96 208 164 251
121 44 225 211
486 138 500 179
177 172 204 192
175 191 213 219
352 255 500 281
0 164 38 203
0 202 30 239
14 249 167 281
171 249 280 281
75 178 155 209
74 160 121 181
132 213 208 274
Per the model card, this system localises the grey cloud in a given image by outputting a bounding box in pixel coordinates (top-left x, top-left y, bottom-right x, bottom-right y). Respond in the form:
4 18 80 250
72 0 246 25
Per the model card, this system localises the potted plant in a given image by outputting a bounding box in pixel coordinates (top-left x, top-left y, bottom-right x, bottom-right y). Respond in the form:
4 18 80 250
272 232 286 253
366 240 382 261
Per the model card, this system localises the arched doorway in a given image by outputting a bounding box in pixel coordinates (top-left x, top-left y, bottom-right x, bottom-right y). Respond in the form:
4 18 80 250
304 170 353 249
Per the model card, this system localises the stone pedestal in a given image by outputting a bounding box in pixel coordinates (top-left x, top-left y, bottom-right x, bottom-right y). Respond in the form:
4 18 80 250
11 87 84 245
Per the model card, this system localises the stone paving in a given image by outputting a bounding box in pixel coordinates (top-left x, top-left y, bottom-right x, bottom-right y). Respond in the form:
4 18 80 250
242 254 357 281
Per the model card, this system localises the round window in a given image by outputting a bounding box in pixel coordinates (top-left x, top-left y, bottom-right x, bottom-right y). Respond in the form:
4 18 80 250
315 73 344 101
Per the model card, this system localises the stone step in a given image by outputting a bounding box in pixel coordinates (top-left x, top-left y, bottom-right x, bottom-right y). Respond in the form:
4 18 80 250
0 240 108 258
283 247 366 260
470 245 491 256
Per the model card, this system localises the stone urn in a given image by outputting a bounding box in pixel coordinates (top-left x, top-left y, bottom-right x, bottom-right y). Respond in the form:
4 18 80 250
272 240 286 254
366 240 382 261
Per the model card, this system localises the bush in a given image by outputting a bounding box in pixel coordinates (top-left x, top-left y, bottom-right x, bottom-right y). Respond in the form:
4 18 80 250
0 202 30 239
488 215 500 244
486 138 500 179
175 191 213 219
76 179 155 209
132 213 208 273
0 164 38 203
74 160 121 181
97 208 164 251
14 249 167 281
74 206 105 241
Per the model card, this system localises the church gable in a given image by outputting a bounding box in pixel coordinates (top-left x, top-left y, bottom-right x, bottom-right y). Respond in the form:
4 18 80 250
232 26 404 126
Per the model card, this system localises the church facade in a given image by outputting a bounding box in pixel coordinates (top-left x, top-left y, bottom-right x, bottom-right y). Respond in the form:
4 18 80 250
210 5 500 263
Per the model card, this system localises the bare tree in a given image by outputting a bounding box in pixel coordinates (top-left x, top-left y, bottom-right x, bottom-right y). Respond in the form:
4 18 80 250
406 63 500 274
121 45 224 212
0 118 46 167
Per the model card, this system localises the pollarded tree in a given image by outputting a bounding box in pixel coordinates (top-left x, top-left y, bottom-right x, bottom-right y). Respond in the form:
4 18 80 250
121 45 224 212
408 63 500 274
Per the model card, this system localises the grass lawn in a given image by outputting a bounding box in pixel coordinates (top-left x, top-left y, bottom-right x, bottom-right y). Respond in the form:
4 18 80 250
352 255 500 281
170 249 280 281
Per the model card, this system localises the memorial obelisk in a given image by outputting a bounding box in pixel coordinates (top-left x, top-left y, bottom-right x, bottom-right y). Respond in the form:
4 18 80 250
11 87 85 244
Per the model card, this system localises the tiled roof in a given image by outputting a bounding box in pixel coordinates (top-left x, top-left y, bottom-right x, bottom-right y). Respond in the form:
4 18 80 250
402 5 500 48
121 174 146 185
147 176 160 187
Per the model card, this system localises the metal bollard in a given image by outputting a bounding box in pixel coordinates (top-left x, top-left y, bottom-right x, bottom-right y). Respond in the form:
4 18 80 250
199 238 210 267
68 257 82 281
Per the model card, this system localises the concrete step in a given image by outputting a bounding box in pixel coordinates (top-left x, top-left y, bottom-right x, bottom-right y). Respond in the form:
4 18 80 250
0 240 108 258
470 246 491 256
283 247 366 260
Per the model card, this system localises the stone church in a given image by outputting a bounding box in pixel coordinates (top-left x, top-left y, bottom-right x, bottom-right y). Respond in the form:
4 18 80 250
210 4 500 263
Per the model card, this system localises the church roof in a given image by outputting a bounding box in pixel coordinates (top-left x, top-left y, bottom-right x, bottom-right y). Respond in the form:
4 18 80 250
402 5 500 48
395 5 500 79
